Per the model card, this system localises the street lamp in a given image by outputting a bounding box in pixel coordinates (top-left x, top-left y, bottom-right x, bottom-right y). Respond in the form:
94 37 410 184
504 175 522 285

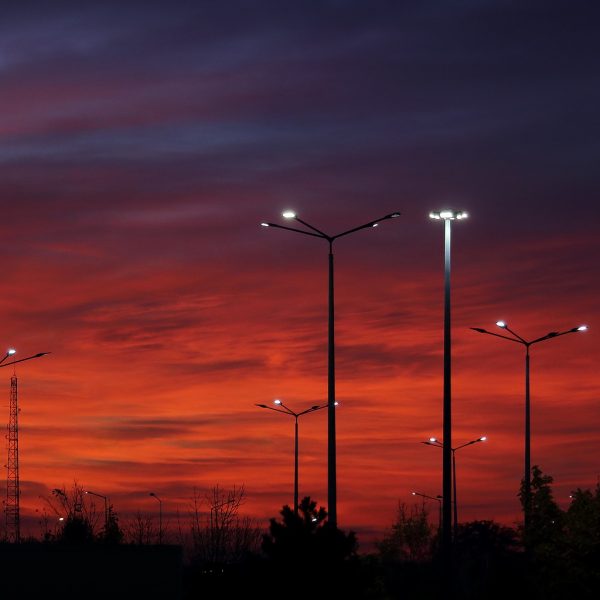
0 349 50 368
471 321 587 527
149 492 163 544
261 209 401 527
429 208 468 569
256 399 330 515
85 490 109 532
411 491 443 534
423 436 487 538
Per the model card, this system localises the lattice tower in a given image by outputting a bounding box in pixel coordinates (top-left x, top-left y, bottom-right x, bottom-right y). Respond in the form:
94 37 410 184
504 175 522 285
5 376 20 542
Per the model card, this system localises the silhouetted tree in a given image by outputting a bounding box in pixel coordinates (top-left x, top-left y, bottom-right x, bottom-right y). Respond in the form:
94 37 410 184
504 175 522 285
454 520 521 599
124 511 156 545
101 504 124 544
519 465 564 552
516 466 600 598
189 484 261 567
262 497 359 597
376 501 439 599
377 501 434 563
60 514 95 544
181 484 262 598
44 483 98 544
36 506 61 542
561 484 600 597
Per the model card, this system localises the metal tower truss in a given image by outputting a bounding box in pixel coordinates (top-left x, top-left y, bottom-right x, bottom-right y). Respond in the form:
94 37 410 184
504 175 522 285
5 376 20 542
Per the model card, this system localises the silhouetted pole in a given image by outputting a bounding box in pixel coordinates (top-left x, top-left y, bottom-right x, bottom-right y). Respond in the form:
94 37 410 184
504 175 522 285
149 492 162 544
85 490 108 532
443 216 452 569
452 438 486 538
412 491 442 535
430 209 467 581
524 346 530 527
261 210 401 527
328 241 335 525
294 416 299 513
423 435 486 540
471 322 587 530
256 399 328 515
451 449 457 539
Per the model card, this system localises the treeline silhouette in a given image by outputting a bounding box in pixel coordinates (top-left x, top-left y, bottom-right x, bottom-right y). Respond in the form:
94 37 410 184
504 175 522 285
2 468 599 599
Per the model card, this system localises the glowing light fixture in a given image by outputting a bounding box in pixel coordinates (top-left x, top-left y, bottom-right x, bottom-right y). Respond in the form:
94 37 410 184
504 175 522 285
282 210 297 219
429 209 468 221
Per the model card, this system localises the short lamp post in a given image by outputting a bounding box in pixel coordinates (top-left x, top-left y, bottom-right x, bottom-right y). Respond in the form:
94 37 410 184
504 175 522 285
256 399 329 515
412 491 443 534
85 490 109 532
423 436 487 539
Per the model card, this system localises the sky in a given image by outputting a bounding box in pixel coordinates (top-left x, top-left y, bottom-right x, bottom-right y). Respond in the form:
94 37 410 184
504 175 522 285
1 0 599 547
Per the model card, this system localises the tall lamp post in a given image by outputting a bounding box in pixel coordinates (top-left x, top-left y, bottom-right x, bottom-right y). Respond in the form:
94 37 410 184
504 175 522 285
423 436 487 538
412 491 443 534
149 492 163 544
471 321 587 527
429 208 468 572
261 210 401 527
256 399 329 515
85 490 109 533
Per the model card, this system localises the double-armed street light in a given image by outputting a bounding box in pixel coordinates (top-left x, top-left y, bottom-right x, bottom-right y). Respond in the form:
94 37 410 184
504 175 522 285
149 492 163 544
471 321 587 528
256 399 330 515
261 209 401 527
423 436 487 538
429 209 468 572
411 491 443 534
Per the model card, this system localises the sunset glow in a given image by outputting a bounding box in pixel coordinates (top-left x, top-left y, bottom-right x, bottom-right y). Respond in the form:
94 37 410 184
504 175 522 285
1 2 597 547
